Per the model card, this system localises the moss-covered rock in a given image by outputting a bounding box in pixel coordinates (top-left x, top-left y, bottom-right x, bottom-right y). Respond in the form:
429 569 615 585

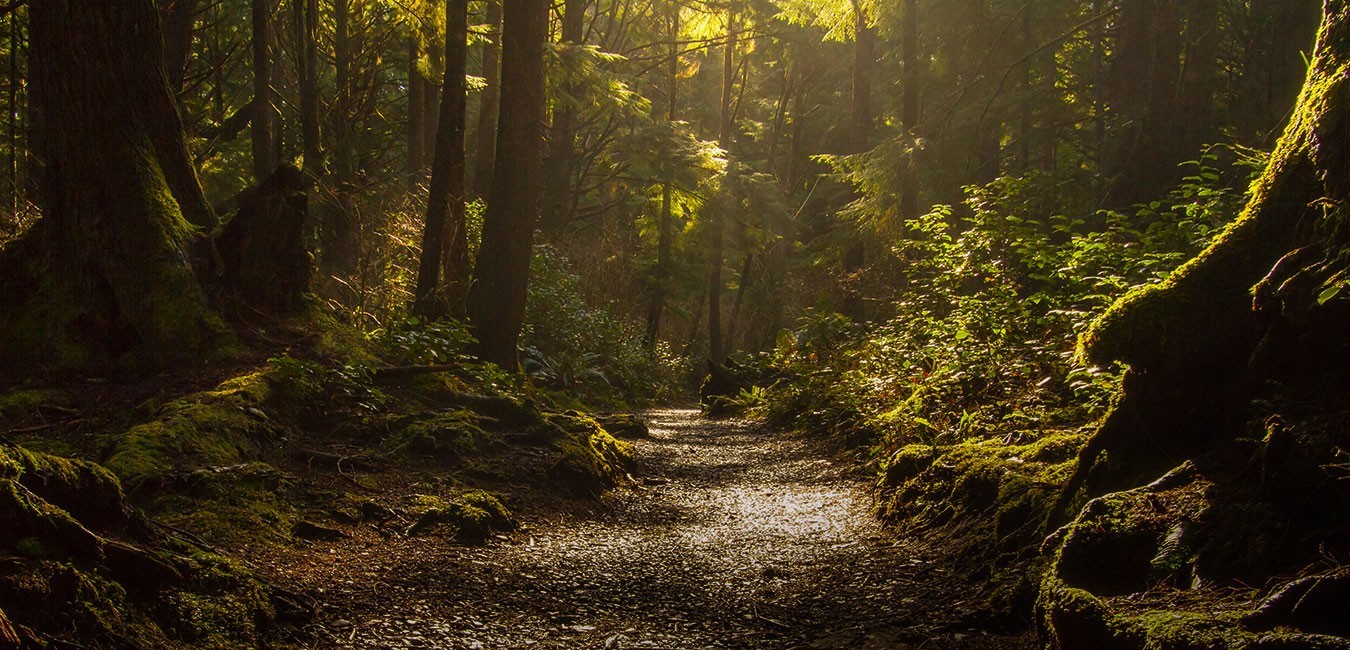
0 442 287 649
101 360 327 490
546 412 635 495
404 490 515 543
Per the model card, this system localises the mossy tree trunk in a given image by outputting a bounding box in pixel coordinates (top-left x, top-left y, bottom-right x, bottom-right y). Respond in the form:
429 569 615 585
0 0 228 374
1060 0 1350 507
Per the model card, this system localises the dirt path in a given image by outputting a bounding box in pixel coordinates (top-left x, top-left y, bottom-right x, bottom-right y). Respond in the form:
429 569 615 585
289 409 1031 649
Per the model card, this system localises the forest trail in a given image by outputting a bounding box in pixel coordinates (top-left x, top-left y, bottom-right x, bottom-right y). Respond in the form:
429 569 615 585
291 409 1030 649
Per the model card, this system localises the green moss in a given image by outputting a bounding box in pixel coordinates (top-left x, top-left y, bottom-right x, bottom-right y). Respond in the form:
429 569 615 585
877 430 1085 529
99 361 329 489
105 401 269 489
0 389 66 418
1037 576 1138 650
396 409 496 457
548 413 635 495
151 463 295 547
305 306 379 364
1124 610 1253 650
1078 4 1350 373
405 490 515 543
4 446 127 526
162 552 276 648
0 559 173 648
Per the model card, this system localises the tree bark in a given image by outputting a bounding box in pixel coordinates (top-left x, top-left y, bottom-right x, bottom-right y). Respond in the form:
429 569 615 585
1103 0 1183 206
160 0 199 94
414 0 470 318
708 0 737 365
644 2 679 347
333 0 355 182
465 0 548 369
899 0 919 221
471 0 502 199
296 0 321 175
841 0 872 322
540 0 587 233
251 0 276 180
1178 0 1218 158
424 30 442 172
408 34 426 185
1059 0 1350 508
0 0 225 374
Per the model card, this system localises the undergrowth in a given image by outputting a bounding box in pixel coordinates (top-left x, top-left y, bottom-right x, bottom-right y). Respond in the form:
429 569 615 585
756 147 1264 465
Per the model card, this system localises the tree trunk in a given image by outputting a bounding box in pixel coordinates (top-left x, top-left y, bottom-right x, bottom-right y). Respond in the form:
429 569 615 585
160 0 199 94
424 33 442 172
1103 0 1183 206
8 7 21 217
296 0 321 174
251 0 276 180
217 165 310 312
333 0 355 182
414 0 469 318
1178 0 1218 159
0 0 225 374
540 0 587 233
408 34 426 185
644 2 680 347
708 0 737 366
471 0 502 199
841 1 872 322
899 0 919 221
465 0 548 369
1059 0 1350 508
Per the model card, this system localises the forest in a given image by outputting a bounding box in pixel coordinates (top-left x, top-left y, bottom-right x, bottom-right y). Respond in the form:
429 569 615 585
0 0 1346 647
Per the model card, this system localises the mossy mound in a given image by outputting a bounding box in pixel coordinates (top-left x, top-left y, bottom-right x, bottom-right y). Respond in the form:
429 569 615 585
878 429 1086 550
101 365 314 490
390 408 500 458
404 490 516 543
0 388 68 419
1038 447 1350 650
153 462 298 547
546 412 636 495
0 444 287 648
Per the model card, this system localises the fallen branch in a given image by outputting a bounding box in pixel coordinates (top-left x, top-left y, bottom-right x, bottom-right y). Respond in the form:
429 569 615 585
370 364 460 384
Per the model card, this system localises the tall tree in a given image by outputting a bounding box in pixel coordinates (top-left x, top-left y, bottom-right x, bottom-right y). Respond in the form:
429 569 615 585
1103 0 1182 206
708 0 738 365
840 0 873 321
296 0 322 175
540 0 588 232
414 0 470 318
471 0 503 198
898 0 919 221
465 0 549 368
160 0 200 93
0 0 225 372
251 0 277 180
408 33 427 185
645 1 680 346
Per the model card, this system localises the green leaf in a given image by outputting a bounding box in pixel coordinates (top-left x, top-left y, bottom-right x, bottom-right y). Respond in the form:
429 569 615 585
1317 281 1346 305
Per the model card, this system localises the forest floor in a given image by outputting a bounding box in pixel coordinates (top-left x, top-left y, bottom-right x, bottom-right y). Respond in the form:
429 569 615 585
262 409 1034 650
